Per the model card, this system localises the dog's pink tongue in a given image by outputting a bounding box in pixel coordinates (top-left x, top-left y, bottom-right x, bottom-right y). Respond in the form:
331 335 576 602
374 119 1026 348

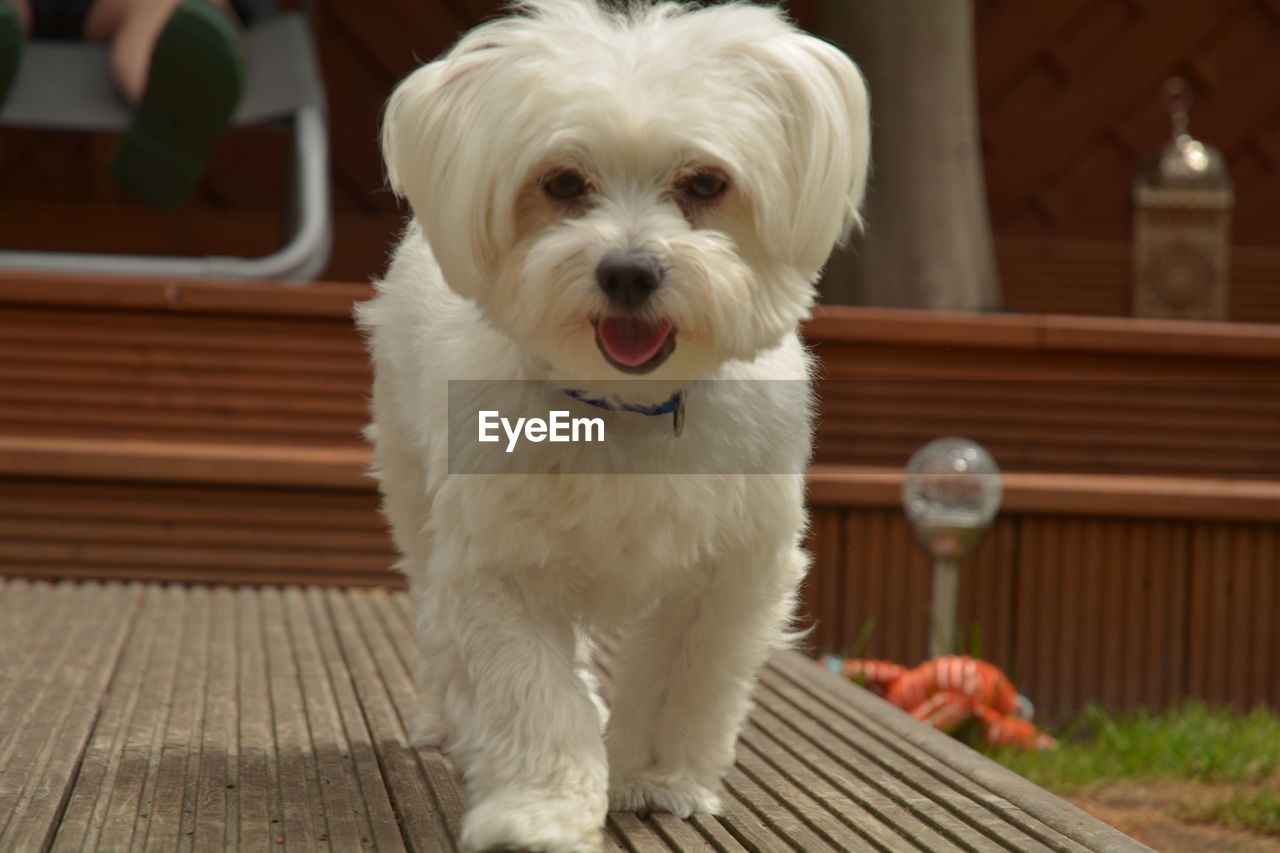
597 317 672 367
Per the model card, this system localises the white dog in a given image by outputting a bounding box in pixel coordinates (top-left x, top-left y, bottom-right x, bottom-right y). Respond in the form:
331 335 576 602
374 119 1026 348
357 1 868 850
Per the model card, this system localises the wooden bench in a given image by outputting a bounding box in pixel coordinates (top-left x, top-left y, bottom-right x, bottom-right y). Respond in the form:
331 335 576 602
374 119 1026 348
0 578 1150 852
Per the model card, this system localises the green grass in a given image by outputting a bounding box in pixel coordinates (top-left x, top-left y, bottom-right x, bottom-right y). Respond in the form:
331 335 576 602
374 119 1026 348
982 702 1280 837
984 702 1280 792
1181 788 1280 837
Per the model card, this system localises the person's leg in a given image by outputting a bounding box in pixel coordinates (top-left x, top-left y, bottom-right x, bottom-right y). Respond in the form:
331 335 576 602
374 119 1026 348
86 0 246 207
85 0 236 103
0 0 29 112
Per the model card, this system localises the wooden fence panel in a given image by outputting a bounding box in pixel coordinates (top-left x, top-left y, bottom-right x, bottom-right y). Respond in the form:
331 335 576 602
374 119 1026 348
801 506 844 654
1187 521 1280 709
957 515 1019 672
975 0 1280 245
803 492 1277 722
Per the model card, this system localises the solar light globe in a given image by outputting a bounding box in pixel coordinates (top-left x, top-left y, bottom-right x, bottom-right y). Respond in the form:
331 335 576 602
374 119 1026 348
902 437 1002 561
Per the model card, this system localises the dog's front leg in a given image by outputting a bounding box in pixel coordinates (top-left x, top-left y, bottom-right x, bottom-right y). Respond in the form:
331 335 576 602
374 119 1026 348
432 570 608 853
606 544 807 817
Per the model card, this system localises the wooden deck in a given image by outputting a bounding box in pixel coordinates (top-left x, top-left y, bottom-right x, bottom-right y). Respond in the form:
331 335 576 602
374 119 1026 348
0 579 1150 852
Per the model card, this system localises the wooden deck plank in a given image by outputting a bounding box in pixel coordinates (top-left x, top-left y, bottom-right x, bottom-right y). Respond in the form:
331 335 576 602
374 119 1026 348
302 588 407 853
325 589 458 852
739 709 960 852
606 812 677 852
191 586 236 852
747 686 1008 850
687 813 755 852
711 779 802 853
234 585 286 852
59 585 171 852
0 579 1152 852
282 587 378 850
97 586 191 852
755 672 1037 852
257 587 324 851
0 582 73 762
768 664 1066 852
47 584 162 853
140 585 211 853
355 590 473 843
644 812 724 852
769 655 1143 852
0 582 140 852
0 580 60 700
724 757 847 852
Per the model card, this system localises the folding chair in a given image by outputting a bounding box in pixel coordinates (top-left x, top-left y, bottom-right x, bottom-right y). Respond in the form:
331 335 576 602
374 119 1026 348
0 1 331 280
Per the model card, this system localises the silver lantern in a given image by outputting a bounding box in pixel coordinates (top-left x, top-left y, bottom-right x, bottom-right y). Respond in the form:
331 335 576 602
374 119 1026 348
1132 78 1233 321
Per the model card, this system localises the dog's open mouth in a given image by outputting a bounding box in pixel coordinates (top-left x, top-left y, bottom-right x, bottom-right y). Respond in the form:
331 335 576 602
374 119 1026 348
594 315 677 374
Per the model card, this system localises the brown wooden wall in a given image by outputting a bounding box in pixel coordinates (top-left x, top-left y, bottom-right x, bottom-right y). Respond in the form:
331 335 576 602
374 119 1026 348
1 1 1276 304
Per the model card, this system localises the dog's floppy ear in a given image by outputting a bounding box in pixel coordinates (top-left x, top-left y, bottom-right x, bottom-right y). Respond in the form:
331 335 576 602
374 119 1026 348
743 29 870 276
380 62 437 207
381 47 511 298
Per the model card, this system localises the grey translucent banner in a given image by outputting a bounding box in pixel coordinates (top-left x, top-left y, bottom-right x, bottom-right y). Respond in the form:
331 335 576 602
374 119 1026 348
447 379 812 475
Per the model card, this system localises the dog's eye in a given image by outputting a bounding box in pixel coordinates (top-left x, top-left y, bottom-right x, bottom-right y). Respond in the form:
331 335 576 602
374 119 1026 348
684 170 728 201
543 169 590 201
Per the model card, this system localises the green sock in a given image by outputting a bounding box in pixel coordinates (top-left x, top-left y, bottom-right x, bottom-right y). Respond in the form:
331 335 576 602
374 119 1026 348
109 0 247 209
0 2 22 115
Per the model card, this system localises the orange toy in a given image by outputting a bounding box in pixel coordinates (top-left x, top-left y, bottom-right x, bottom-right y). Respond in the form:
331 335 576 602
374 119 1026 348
825 654 1057 751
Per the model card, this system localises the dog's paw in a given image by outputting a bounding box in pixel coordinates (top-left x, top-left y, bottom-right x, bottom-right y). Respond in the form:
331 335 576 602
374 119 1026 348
461 786 606 853
609 775 722 818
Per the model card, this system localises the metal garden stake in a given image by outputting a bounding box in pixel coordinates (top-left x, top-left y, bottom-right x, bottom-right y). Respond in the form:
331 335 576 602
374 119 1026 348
902 438 1003 657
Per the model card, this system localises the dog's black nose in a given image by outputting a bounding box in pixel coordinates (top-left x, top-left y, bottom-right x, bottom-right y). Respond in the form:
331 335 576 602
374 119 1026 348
596 252 662 311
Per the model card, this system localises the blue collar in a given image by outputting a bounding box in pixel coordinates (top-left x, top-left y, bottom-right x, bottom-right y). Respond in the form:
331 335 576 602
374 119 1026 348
563 388 686 435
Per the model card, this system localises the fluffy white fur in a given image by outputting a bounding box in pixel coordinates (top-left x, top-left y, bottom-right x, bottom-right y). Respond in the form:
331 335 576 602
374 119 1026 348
357 2 869 850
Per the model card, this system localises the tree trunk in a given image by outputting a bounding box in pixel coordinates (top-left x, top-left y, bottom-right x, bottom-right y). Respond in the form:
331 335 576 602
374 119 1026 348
819 0 1002 311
